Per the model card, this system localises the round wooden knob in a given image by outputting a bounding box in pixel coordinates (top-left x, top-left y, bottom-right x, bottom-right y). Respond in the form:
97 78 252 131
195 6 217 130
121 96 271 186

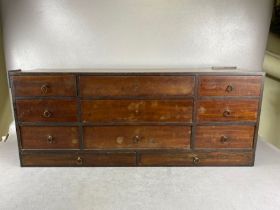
193 156 200 165
47 135 54 144
223 110 231 117
76 156 83 165
133 135 141 144
220 135 229 143
225 85 234 93
43 110 52 118
41 84 49 94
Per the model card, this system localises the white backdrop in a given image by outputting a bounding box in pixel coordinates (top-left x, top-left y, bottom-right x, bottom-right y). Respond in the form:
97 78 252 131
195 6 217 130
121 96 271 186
1 0 273 71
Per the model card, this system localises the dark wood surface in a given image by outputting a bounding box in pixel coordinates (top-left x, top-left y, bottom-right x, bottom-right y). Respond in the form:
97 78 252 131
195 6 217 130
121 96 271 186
11 75 77 97
16 99 78 122
198 76 262 96
8 70 264 167
80 75 194 97
84 126 191 149
20 126 80 149
138 151 253 166
197 99 259 122
195 125 254 149
81 99 193 123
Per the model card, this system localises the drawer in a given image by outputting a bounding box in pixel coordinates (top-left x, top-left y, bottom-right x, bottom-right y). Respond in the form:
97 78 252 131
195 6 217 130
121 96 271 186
21 152 136 166
16 99 78 122
11 75 77 97
198 76 262 96
195 126 255 149
80 75 194 97
20 126 80 149
197 99 259 122
84 126 191 149
82 99 193 123
138 151 253 166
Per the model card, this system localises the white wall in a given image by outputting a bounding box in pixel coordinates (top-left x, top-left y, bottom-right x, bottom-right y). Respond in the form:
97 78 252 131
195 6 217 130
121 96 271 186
1 0 273 71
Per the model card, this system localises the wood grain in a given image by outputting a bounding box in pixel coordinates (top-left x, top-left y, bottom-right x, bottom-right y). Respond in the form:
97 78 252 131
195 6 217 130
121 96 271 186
80 76 194 97
82 99 193 123
195 125 254 149
139 151 253 166
198 76 262 96
16 99 78 122
11 75 77 97
84 126 191 149
197 99 259 122
20 126 80 149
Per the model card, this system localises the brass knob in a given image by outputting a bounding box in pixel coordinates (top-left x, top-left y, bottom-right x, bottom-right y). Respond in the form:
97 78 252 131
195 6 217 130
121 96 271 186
76 156 83 165
133 135 141 144
223 110 231 117
220 135 229 143
41 84 49 94
193 156 200 165
225 85 234 93
43 110 52 118
47 135 54 144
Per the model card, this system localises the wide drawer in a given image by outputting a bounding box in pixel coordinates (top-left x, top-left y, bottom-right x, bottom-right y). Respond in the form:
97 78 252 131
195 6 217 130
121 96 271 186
80 75 194 97
20 126 80 149
197 99 259 122
138 151 253 166
195 125 255 149
198 76 262 96
11 75 77 97
21 152 136 166
84 126 191 149
82 99 193 123
16 99 78 122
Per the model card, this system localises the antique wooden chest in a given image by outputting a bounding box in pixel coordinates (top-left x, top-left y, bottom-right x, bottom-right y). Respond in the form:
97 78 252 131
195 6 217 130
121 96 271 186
8 69 264 166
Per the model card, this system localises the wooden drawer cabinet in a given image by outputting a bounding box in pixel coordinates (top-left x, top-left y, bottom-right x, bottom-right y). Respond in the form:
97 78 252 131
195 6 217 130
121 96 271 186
9 70 264 167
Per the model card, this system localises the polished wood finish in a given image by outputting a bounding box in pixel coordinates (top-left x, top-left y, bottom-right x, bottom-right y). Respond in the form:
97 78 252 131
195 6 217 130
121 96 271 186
16 99 78 122
21 152 136 166
197 99 259 122
9 70 264 167
195 126 254 149
198 76 262 96
139 151 253 166
82 99 193 123
11 75 76 97
80 76 194 97
84 126 191 149
20 126 80 149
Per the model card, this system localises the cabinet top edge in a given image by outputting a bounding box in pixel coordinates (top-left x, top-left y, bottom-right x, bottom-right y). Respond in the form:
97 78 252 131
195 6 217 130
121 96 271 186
8 68 265 76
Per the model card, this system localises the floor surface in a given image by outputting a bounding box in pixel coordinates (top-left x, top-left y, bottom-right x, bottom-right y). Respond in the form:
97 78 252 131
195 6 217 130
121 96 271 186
1 129 280 210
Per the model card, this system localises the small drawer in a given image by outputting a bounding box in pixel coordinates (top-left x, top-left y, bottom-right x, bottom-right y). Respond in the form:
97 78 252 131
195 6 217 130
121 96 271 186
16 99 78 122
20 126 80 149
84 126 191 149
195 125 255 149
138 151 253 166
198 76 262 96
82 99 193 123
11 75 77 97
80 75 194 97
197 99 259 122
21 152 136 166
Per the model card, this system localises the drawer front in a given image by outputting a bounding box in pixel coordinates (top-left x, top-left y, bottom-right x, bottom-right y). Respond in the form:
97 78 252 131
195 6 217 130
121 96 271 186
20 126 80 149
16 99 78 122
198 76 262 96
11 75 77 97
195 126 254 149
82 99 193 123
197 99 259 122
139 151 253 166
21 152 136 166
84 126 191 149
80 76 194 97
